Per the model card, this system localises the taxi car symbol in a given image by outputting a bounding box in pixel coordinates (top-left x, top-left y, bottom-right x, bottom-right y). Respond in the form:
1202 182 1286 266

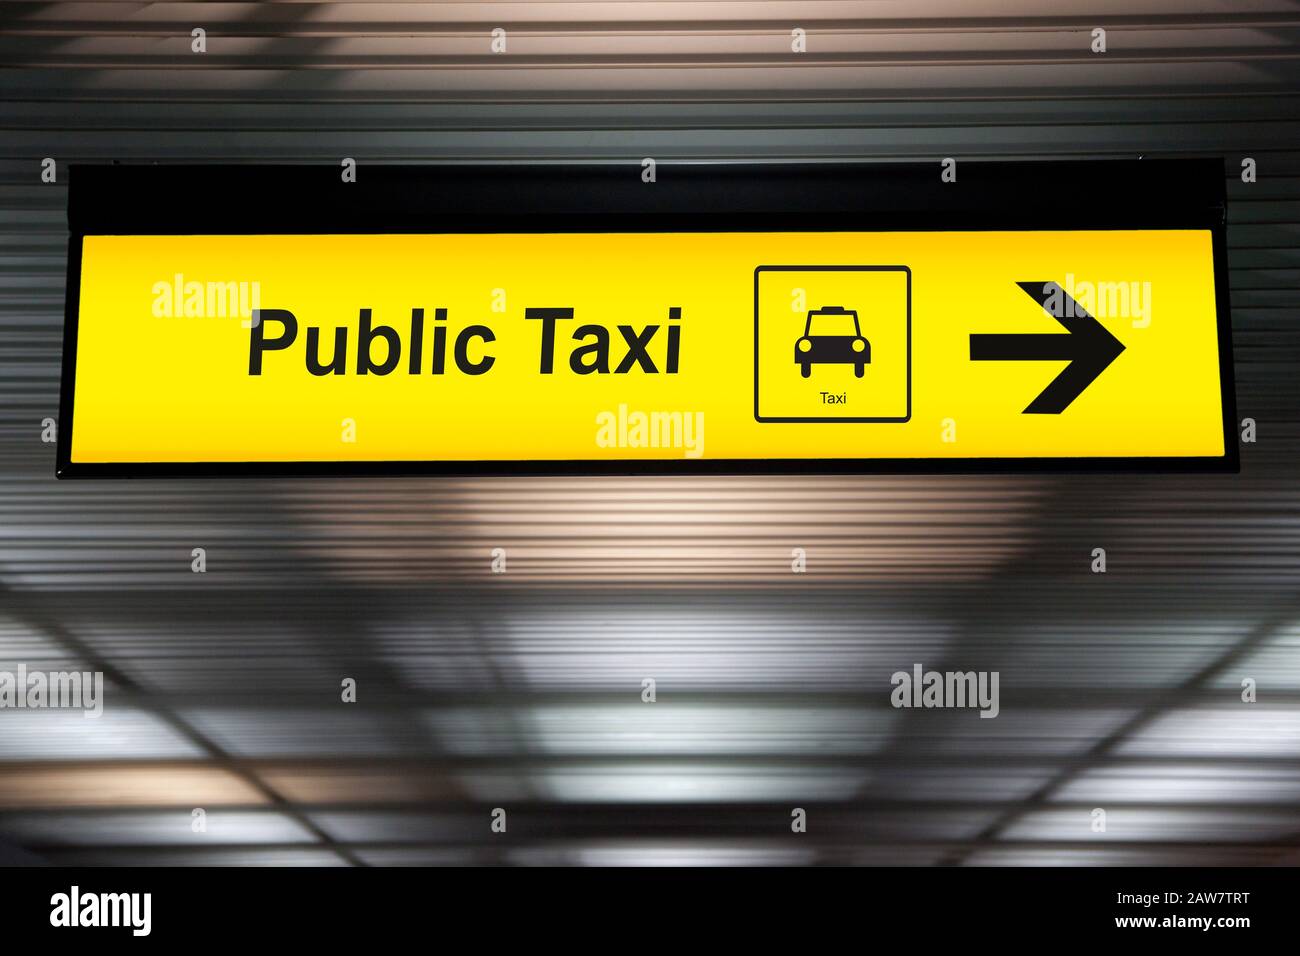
794 305 870 378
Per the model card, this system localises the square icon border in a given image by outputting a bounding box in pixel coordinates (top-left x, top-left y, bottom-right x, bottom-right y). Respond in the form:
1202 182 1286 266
754 264 912 423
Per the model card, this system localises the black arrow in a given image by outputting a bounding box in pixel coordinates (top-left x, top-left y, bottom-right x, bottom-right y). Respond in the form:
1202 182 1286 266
969 281 1126 414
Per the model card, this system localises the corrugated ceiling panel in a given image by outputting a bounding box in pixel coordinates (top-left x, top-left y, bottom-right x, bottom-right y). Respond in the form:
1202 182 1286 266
0 0 1297 866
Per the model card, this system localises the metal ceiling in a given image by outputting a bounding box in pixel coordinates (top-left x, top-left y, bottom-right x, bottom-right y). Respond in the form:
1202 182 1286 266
0 1 1298 865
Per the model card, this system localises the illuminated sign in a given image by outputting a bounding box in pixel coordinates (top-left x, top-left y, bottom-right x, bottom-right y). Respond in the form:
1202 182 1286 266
57 162 1236 476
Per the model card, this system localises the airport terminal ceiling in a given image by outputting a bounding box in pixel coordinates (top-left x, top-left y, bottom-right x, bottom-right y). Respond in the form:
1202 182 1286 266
0 1 1298 867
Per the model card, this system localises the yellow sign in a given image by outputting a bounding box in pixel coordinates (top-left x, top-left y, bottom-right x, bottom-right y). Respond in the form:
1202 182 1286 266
63 230 1230 471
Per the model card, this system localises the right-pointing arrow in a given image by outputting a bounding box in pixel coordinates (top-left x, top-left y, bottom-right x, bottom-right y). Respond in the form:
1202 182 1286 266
970 281 1126 414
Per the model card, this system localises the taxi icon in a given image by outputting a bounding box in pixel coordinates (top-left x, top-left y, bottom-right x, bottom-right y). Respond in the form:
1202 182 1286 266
794 305 870 378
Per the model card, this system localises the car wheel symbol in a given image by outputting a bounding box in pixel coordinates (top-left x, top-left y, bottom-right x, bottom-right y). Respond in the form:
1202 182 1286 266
800 362 812 378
